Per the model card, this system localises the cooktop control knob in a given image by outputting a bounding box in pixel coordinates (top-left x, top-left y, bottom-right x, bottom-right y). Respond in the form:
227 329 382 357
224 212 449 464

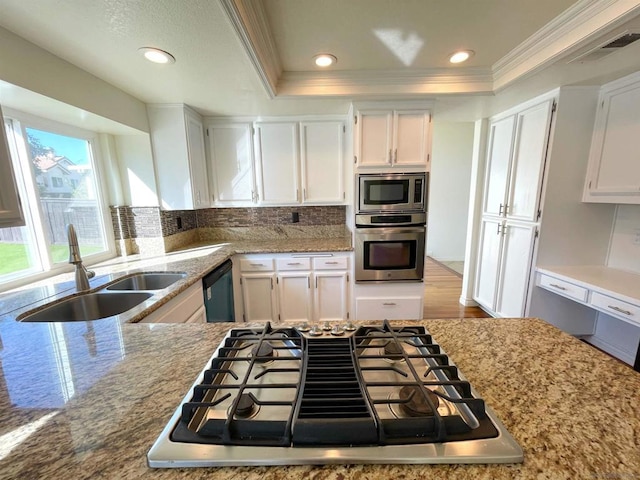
344 321 356 331
308 325 324 336
322 321 332 331
330 325 345 336
298 322 311 332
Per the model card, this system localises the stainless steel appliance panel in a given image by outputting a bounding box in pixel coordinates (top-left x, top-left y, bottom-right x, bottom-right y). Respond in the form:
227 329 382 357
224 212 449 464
355 226 425 282
357 172 427 213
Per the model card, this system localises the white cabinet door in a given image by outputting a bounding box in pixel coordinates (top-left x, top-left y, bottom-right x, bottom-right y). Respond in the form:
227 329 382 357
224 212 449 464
241 273 276 322
277 272 312 322
209 123 256 205
300 121 344 204
313 271 348 322
482 115 515 217
356 110 392 167
584 72 640 202
148 105 209 210
506 100 553 221
393 111 430 167
474 218 504 311
255 122 299 204
185 111 210 208
0 111 25 228
495 222 537 317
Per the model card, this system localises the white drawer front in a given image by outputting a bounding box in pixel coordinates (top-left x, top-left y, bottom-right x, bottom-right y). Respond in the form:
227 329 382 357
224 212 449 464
591 292 640 323
276 258 311 271
240 258 274 272
356 297 422 321
539 274 588 302
313 257 348 270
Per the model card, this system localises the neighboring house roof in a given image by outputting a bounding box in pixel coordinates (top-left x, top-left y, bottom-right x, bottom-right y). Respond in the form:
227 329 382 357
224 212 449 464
33 154 74 174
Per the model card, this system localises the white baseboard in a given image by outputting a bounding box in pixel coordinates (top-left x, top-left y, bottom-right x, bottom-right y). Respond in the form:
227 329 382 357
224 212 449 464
459 296 479 307
585 335 635 366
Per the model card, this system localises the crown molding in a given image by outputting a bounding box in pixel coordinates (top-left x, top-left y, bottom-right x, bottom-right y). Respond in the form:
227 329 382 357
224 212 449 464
220 0 282 99
492 0 640 90
277 68 494 97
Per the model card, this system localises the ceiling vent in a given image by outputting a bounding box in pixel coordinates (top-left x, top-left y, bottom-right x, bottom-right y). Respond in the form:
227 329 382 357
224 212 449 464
567 32 640 63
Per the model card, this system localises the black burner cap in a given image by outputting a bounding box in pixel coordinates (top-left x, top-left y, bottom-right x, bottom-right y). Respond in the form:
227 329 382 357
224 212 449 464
235 393 256 418
399 385 439 417
384 341 404 359
251 342 274 362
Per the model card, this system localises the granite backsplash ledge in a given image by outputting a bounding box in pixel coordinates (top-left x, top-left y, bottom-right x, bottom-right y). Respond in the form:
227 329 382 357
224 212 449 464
110 205 349 255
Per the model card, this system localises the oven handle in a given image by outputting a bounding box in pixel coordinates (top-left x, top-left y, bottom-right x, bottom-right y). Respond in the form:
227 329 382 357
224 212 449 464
356 226 426 234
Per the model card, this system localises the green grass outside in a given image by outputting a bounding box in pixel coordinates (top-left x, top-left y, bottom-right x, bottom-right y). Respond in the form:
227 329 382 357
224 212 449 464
0 243 103 276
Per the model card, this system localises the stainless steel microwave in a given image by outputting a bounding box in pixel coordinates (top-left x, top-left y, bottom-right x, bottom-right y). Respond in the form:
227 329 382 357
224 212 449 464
357 173 427 213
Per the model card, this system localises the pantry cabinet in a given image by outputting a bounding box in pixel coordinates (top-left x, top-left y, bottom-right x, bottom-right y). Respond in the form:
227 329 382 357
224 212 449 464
355 107 431 169
235 253 350 322
148 105 210 210
473 93 555 317
208 117 345 206
583 70 640 204
208 123 256 205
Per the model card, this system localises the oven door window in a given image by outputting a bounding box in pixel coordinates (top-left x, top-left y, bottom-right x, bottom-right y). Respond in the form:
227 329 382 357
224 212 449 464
364 240 416 270
364 180 409 205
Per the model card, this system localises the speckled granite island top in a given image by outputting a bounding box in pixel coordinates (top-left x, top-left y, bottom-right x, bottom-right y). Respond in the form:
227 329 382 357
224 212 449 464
0 237 352 323
0 318 638 479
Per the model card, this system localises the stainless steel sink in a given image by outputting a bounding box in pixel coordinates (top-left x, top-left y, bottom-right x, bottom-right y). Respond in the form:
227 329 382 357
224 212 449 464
106 272 186 291
18 292 153 322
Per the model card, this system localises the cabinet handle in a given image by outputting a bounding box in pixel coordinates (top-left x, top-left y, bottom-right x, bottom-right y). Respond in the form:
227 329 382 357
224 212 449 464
325 261 339 265
382 302 397 306
270 278 273 289
303 188 306 200
296 189 299 201
608 305 633 316
499 203 504 215
549 283 567 291
250 263 264 267
496 224 501 235
315 277 318 289
308 277 310 289
388 149 392 163
287 262 302 265
393 148 397 163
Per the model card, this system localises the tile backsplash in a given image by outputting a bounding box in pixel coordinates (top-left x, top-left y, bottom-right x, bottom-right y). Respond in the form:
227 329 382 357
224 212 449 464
110 205 347 255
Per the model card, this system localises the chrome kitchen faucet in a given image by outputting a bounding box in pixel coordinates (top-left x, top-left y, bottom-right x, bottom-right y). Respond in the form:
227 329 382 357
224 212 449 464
67 224 95 292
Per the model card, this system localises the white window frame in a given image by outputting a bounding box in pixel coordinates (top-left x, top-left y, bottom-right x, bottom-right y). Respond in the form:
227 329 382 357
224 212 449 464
0 108 116 292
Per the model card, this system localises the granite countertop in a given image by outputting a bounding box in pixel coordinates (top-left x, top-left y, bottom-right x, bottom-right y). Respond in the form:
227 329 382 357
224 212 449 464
0 318 638 479
0 237 352 323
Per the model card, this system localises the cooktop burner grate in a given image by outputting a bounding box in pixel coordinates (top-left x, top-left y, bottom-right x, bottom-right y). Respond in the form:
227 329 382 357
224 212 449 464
170 321 499 448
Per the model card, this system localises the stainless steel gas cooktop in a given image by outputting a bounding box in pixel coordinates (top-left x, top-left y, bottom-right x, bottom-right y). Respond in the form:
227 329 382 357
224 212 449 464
148 322 523 467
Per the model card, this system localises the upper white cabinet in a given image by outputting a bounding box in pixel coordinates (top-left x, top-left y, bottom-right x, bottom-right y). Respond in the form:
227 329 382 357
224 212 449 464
255 122 299 205
147 105 210 210
300 121 345 204
355 106 431 169
208 123 256 205
482 99 554 222
583 71 640 204
208 117 346 206
0 106 25 228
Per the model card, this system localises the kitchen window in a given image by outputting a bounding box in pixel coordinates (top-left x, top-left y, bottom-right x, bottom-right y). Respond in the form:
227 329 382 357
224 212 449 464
0 112 113 291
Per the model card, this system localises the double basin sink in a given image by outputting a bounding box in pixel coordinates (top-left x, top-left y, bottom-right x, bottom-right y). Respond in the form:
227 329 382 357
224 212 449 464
18 272 187 322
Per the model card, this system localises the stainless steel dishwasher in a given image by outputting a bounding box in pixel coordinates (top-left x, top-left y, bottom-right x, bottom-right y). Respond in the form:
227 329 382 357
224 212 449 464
202 260 235 322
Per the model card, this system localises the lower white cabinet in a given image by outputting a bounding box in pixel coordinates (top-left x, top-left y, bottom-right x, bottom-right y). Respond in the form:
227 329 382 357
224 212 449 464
474 218 537 317
235 253 351 322
139 282 205 323
353 282 424 320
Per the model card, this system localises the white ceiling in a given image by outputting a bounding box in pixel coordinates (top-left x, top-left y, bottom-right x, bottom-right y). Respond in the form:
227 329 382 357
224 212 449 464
0 0 640 120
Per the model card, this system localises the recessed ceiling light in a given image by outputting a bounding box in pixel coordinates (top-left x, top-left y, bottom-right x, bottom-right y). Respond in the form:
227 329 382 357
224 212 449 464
449 50 474 64
138 47 176 64
313 54 337 67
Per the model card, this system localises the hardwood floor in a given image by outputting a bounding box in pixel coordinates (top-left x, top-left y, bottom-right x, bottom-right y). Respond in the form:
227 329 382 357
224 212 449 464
423 257 491 319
